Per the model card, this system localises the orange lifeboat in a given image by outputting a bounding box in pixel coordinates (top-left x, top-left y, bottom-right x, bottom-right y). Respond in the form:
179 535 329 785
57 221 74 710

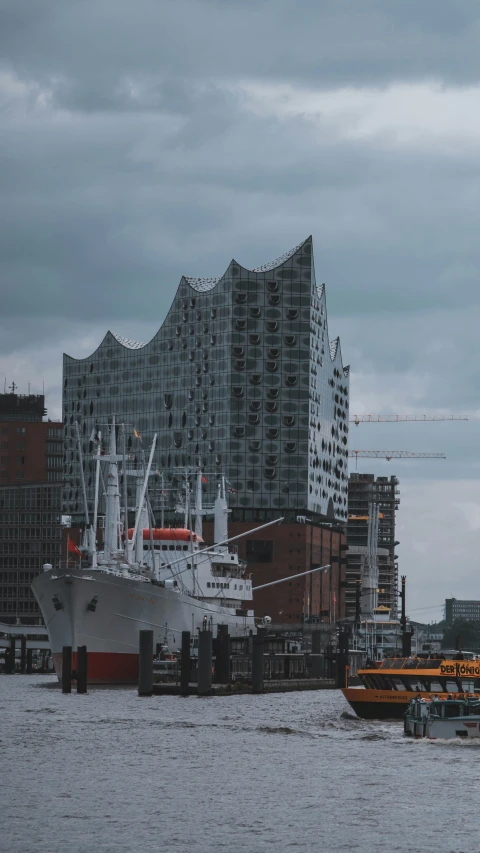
126 527 204 543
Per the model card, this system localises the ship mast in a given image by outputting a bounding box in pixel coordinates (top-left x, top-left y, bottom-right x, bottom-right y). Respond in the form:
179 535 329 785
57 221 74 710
103 416 122 562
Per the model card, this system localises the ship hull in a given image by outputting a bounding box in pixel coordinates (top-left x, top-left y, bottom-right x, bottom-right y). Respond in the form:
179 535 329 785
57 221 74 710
342 688 415 719
32 568 255 684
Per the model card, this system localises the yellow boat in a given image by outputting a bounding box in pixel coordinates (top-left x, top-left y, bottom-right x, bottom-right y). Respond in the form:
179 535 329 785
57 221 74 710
342 652 480 719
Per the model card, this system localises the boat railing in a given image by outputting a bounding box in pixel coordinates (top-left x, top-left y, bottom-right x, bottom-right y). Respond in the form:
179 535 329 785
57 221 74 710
378 657 442 671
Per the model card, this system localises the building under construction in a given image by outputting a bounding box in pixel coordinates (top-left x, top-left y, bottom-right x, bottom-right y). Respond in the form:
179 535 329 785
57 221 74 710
346 474 400 618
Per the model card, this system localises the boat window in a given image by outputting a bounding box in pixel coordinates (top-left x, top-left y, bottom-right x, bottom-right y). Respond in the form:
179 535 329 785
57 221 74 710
161 545 167 551
169 545 175 551
388 677 405 691
428 680 444 692
462 680 475 693
417 658 442 669
403 677 428 692
446 680 460 693
445 703 461 717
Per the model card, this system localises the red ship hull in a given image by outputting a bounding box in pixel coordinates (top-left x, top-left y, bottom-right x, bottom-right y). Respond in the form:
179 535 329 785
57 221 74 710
53 651 139 685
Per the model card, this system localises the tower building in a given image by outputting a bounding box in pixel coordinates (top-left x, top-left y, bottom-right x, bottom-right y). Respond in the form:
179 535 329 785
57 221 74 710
0 391 63 625
62 237 350 531
346 474 400 618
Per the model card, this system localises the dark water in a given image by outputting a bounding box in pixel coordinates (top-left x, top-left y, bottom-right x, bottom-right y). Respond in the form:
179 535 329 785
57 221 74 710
3 676 480 853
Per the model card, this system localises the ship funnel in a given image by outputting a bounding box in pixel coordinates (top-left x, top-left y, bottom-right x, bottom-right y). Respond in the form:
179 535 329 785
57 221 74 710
214 477 229 544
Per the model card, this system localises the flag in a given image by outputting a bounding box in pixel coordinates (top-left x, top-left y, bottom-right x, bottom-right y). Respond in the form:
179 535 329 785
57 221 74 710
133 428 142 442
201 475 208 484
67 536 82 557
333 592 337 604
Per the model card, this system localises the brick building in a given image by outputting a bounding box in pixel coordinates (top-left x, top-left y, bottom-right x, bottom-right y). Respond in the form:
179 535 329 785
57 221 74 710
204 519 346 625
0 391 63 625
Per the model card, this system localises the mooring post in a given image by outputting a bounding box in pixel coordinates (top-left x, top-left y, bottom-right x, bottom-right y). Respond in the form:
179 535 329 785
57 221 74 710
252 628 265 694
62 646 72 694
20 636 27 674
215 624 230 685
76 645 88 694
138 630 154 696
5 637 15 674
180 630 191 696
26 648 33 674
197 629 213 696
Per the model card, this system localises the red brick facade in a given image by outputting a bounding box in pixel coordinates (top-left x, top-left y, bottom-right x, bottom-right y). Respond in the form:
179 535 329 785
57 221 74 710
203 520 347 625
0 421 63 485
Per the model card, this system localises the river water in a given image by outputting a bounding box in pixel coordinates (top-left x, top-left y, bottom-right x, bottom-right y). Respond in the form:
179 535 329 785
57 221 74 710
3 676 479 853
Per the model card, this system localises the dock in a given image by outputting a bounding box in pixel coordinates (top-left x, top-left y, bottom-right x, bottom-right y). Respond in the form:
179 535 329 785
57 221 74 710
152 677 336 696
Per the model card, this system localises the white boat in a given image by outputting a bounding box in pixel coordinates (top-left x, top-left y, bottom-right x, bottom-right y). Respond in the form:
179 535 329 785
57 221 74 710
404 696 480 739
32 419 282 683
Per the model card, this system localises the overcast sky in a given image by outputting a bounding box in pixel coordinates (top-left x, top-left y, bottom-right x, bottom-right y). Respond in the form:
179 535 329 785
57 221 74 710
2 0 479 620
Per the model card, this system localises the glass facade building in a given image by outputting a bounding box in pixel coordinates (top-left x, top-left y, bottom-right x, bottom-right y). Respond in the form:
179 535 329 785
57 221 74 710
63 237 349 525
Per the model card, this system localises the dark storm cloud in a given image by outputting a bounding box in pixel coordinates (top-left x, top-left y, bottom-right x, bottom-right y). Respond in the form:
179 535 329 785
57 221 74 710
1 0 480 91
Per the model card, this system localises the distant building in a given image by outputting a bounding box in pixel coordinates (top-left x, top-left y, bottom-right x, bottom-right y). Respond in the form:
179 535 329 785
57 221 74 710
346 474 400 618
445 598 480 626
0 391 63 625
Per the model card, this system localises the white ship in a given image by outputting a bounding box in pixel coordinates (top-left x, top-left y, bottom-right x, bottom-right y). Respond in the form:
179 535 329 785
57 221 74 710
32 420 281 684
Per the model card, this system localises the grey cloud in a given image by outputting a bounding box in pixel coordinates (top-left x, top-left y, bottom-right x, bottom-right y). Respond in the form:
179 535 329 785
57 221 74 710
1 0 480 92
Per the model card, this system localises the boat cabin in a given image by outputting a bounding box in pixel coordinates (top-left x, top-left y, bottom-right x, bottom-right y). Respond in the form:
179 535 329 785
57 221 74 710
358 655 480 695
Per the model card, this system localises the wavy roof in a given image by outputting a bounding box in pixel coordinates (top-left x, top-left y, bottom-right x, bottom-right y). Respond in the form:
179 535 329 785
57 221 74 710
184 238 309 292
66 237 348 376
111 332 146 350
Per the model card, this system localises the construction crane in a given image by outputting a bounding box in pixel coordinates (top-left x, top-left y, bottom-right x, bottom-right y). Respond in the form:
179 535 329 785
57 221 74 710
350 414 467 425
349 450 446 462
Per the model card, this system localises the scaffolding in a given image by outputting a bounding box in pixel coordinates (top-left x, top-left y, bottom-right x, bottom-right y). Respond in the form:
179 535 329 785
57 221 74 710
346 474 400 618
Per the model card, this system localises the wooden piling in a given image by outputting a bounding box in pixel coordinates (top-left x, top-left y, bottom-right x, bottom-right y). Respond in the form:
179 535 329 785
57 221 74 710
5 637 15 674
138 630 153 696
180 630 191 696
62 646 72 694
215 624 230 685
20 636 27 674
26 648 33 675
197 629 212 696
76 645 88 693
252 629 265 694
